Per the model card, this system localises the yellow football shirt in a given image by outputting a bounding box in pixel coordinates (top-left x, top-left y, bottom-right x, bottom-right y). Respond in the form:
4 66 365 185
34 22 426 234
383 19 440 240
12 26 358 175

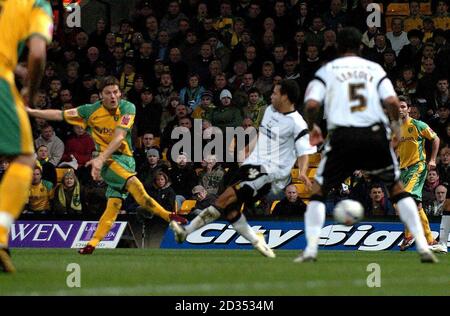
63 100 136 157
397 117 436 169
28 180 53 212
0 0 53 82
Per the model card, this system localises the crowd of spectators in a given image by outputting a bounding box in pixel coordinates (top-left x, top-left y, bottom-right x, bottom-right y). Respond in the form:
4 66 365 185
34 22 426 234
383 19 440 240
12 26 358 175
10 0 450 218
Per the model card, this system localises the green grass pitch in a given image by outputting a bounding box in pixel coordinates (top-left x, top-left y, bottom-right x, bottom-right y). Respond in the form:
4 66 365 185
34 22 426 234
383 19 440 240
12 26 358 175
1 249 449 296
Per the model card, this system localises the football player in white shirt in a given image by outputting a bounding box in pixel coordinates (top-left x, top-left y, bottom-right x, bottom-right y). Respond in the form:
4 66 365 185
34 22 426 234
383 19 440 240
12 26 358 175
170 80 317 258
296 27 438 263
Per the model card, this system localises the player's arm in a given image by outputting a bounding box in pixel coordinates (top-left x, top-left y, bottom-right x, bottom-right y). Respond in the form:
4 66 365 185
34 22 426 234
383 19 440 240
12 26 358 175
26 107 64 121
428 133 440 170
303 75 326 146
27 36 47 104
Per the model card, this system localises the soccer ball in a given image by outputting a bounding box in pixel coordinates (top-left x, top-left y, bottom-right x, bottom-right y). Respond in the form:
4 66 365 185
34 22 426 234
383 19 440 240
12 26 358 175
333 199 364 226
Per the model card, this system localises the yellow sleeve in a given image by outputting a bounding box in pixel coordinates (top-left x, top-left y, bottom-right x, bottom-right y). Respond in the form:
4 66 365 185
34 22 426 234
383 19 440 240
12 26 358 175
27 6 53 43
63 108 87 129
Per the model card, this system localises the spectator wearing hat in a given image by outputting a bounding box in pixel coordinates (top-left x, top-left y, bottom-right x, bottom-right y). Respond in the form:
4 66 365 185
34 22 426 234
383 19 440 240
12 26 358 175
138 148 169 188
398 29 424 71
192 90 216 119
126 74 146 106
190 185 218 218
136 87 162 138
206 89 243 133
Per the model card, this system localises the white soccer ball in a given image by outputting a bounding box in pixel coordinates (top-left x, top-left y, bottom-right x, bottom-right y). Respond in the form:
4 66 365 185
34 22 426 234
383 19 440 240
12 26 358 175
333 199 364 226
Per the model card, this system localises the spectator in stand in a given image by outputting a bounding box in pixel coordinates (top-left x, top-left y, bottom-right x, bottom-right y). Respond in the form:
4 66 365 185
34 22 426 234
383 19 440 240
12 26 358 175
398 29 424 72
233 71 256 108
207 31 231 71
135 87 162 137
35 124 64 166
255 61 275 100
126 74 146 106
147 171 176 213
323 0 347 32
36 145 57 186
89 18 108 49
272 184 307 217
169 152 198 208
228 60 248 92
168 47 189 90
138 148 169 188
192 90 216 120
160 1 188 38
53 169 83 215
142 15 159 44
48 78 63 109
190 185 217 218
437 147 450 184
386 18 410 56
300 43 322 84
242 88 267 128
417 57 439 102
381 48 399 82
207 89 243 133
198 154 225 195
366 183 395 217
179 73 205 111
27 166 53 214
404 1 424 32
192 42 215 85
426 184 447 216
288 29 307 65
180 29 201 66
134 133 161 170
292 1 312 31
433 0 450 30
154 71 175 112
422 169 441 211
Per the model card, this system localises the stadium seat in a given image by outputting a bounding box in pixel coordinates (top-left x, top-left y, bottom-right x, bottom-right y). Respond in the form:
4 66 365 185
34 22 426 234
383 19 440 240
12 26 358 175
307 168 317 178
386 3 409 16
294 183 312 199
270 200 280 214
153 137 160 147
420 2 431 15
179 200 197 215
55 167 67 183
291 168 300 182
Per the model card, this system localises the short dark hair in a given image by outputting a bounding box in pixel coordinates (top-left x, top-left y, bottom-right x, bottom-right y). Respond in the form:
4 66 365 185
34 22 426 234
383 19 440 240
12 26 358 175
398 95 411 107
337 27 362 54
279 79 300 104
99 76 120 91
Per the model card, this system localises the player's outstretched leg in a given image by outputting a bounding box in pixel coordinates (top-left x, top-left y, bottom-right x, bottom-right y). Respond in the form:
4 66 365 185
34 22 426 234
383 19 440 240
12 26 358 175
430 213 449 254
170 205 221 243
79 197 122 255
127 176 187 224
393 191 438 263
294 197 325 263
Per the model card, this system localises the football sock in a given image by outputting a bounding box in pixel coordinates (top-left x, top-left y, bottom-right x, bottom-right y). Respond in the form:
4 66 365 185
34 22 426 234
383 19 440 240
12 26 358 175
403 208 434 243
0 163 33 247
397 197 428 253
127 178 171 222
89 198 122 247
439 215 450 247
231 213 259 244
418 207 434 243
304 200 326 257
184 205 220 234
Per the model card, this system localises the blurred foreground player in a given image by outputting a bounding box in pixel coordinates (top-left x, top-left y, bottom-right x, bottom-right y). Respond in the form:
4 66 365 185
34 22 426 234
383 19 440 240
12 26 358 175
27 76 186 255
0 0 53 273
297 27 438 263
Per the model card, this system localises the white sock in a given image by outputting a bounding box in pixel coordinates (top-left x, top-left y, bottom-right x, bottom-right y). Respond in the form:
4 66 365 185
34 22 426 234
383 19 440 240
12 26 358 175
184 206 221 234
231 214 259 244
439 215 450 247
304 201 326 257
397 197 428 253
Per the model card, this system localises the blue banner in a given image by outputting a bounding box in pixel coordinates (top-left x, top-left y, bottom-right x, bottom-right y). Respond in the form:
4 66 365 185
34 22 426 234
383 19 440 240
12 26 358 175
161 221 444 251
